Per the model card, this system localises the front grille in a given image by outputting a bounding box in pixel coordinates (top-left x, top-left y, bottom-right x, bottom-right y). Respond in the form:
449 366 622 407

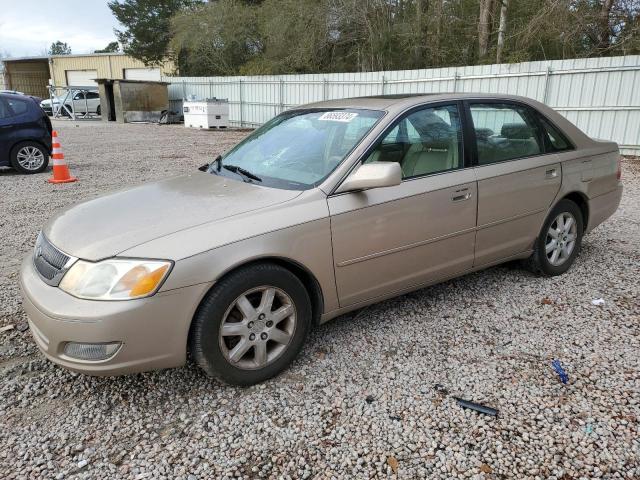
33 233 72 285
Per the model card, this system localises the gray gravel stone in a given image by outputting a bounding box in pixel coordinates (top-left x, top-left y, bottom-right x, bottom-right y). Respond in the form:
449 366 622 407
0 120 638 479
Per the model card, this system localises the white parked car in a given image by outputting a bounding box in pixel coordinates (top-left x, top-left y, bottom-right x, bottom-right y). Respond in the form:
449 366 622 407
41 91 101 116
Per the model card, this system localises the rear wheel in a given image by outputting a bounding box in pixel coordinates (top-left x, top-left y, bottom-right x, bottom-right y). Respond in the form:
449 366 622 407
96 105 101 116
189 263 311 385
10 141 49 174
526 199 583 276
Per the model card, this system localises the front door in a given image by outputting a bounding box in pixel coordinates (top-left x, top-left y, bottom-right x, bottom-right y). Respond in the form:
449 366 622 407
467 101 562 266
328 103 477 307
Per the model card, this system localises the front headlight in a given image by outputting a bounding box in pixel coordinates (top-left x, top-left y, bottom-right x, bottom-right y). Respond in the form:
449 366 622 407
59 259 172 300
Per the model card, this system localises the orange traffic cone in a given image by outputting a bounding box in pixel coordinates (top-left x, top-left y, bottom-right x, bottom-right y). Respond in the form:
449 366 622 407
48 131 77 184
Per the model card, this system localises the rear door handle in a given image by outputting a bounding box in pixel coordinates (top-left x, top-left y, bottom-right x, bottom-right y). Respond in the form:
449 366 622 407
545 168 558 179
452 187 471 202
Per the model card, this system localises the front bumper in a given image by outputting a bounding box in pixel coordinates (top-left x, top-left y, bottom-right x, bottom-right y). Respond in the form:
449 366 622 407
19 255 211 376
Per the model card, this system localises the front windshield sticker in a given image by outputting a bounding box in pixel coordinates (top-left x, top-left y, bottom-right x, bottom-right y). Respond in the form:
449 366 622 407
318 111 359 122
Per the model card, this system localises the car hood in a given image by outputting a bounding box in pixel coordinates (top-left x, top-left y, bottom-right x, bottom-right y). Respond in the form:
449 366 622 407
40 98 60 106
44 173 302 261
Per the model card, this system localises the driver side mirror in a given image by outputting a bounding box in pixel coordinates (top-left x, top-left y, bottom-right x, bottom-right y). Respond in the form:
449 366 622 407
198 163 210 172
336 162 402 194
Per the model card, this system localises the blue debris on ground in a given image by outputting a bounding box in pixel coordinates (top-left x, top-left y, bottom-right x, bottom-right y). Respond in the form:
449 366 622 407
552 359 569 384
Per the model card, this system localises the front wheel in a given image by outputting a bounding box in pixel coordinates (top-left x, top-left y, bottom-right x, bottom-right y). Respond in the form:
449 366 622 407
526 199 584 276
189 263 311 385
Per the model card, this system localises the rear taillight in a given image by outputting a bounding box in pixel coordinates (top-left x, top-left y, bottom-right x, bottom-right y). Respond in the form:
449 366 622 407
617 156 622 181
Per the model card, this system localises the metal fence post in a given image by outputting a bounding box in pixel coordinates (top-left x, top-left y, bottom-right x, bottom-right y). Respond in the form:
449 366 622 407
238 79 244 127
279 78 285 113
381 75 386 95
453 72 459 92
543 66 552 104
323 78 328 100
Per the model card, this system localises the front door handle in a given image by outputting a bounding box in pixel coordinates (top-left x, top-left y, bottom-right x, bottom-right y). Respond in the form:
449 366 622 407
545 168 558 179
452 187 471 202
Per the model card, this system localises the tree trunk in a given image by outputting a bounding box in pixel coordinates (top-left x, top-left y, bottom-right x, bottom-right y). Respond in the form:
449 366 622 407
496 0 508 63
415 0 429 65
478 0 493 60
597 0 614 53
434 0 443 64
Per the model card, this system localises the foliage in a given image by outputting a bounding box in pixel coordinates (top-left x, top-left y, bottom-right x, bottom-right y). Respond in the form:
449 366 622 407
108 0 202 65
48 41 72 55
122 0 640 75
94 42 120 53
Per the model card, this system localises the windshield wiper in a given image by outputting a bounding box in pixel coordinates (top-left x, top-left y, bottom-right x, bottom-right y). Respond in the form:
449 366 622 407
222 164 262 182
198 155 222 173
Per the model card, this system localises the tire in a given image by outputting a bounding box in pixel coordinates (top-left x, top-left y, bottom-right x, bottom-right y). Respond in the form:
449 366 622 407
10 141 49 174
189 263 312 385
525 199 584 276
96 105 101 116
63 105 73 117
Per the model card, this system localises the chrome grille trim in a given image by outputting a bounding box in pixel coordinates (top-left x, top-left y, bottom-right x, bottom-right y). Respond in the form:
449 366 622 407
33 232 77 286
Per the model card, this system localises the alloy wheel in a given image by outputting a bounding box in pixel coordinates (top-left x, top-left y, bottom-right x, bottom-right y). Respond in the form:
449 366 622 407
219 286 297 370
545 212 578 266
16 146 45 171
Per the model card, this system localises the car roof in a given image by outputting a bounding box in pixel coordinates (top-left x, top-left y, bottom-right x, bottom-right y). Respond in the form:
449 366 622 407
299 92 546 112
0 91 30 100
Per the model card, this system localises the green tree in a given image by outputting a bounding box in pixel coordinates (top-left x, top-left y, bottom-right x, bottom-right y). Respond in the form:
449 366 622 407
48 41 72 55
171 0 261 75
166 0 640 76
108 0 201 65
94 41 120 53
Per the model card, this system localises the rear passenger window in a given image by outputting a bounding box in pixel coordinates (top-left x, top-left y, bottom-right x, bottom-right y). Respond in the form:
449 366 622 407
0 99 9 119
537 115 572 152
6 98 29 116
364 104 463 179
470 103 543 164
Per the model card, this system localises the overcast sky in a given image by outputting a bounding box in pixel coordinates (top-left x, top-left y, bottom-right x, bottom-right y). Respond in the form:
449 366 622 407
0 0 120 57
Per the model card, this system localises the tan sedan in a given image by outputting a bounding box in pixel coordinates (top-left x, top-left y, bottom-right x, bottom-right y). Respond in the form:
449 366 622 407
20 94 623 385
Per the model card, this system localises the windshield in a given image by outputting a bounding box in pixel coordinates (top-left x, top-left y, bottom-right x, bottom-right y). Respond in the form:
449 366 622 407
211 108 384 189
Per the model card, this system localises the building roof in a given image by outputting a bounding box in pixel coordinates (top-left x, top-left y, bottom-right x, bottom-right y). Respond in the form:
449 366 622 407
1 55 49 63
2 52 145 63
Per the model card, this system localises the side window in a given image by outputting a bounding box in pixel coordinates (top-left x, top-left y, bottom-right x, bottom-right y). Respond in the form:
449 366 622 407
6 98 29 116
537 114 572 152
0 99 9 119
470 103 543 165
364 104 463 179
87 92 100 99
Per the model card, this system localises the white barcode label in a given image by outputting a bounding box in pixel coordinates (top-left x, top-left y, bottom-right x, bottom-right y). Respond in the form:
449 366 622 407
318 112 358 122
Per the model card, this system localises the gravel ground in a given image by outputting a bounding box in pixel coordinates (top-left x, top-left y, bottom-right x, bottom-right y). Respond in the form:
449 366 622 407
0 120 638 479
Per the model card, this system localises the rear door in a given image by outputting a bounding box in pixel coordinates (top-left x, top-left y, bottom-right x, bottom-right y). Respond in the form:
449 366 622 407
0 97 14 163
328 102 477 307
72 91 100 113
466 100 562 266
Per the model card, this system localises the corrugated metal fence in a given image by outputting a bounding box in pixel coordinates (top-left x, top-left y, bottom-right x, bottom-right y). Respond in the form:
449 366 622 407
164 55 640 154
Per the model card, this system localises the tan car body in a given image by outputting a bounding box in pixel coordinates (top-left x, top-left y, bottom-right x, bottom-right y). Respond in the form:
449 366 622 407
20 93 622 375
